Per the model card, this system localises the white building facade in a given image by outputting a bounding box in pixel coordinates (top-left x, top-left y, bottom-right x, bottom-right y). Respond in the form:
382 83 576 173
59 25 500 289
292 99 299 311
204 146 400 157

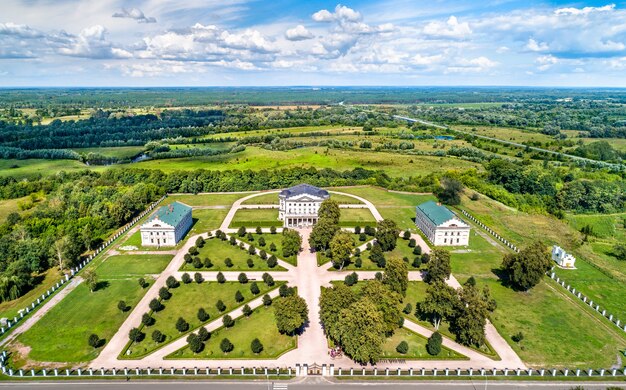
552 245 576 268
140 201 192 247
278 184 330 228
415 200 470 246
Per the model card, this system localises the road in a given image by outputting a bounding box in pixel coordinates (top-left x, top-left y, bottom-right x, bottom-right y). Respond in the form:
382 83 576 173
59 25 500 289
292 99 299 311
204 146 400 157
0 379 623 390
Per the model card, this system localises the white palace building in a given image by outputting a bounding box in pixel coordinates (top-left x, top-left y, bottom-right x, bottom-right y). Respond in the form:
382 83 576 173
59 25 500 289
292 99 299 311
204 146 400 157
415 200 470 246
140 201 192 247
278 183 330 228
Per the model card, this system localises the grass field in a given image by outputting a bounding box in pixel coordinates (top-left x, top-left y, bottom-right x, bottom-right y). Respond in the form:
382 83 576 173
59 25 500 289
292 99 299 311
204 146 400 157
168 193 249 207
230 208 281 228
339 208 376 226
71 146 145 159
0 159 89 178
124 281 280 358
0 197 26 223
17 278 150 363
95 254 173 277
181 236 286 271
565 213 625 240
188 209 229 235
381 327 466 360
167 305 296 359
237 232 297 266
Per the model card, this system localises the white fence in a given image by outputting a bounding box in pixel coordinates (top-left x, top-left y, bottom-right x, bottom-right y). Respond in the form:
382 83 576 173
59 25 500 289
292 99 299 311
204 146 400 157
460 209 520 252
0 195 167 338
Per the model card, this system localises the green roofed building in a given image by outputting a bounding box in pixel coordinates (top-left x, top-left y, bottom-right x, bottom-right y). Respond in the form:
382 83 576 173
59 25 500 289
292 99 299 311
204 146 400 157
140 201 192 247
415 200 470 246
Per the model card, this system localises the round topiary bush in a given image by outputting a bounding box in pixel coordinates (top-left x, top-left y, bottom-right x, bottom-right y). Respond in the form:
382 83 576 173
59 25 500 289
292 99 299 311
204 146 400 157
427 331 442 356
396 340 409 354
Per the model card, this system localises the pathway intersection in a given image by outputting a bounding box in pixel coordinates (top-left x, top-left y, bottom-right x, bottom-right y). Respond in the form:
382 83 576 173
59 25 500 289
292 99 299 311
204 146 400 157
92 190 524 370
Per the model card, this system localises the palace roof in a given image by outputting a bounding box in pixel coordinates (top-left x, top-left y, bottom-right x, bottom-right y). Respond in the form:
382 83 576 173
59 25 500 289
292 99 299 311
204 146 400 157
279 183 329 199
148 201 192 227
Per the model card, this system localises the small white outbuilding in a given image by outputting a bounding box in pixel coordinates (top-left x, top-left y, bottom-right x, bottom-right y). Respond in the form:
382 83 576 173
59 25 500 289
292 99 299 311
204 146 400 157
551 245 576 268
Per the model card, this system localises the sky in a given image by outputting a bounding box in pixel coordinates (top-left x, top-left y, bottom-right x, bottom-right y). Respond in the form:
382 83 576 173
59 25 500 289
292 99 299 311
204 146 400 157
2 0 626 86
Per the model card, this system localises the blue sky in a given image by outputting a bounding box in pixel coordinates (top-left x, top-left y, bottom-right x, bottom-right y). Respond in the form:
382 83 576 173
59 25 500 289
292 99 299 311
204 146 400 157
2 0 626 86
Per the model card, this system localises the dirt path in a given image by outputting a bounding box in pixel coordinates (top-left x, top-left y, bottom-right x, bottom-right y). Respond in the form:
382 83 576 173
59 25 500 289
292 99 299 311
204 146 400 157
0 277 83 348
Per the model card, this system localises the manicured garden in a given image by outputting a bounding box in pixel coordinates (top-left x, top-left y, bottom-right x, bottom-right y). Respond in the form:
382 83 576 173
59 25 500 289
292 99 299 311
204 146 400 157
345 235 423 271
381 327 466 360
123 280 281 358
236 230 297 266
167 305 296 359
230 208 281 228
180 236 287 271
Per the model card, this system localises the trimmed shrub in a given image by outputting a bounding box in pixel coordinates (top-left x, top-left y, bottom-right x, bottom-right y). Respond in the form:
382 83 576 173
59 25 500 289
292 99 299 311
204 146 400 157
251 338 264 354
217 272 226 283
256 226 263 235
195 236 205 248
238 273 248 284
142 313 154 326
129 328 144 342
267 255 277 268
235 290 244 302
220 338 234 353
270 226 277 234
88 334 100 348
152 329 164 343
263 273 274 286
355 257 362 268
175 317 189 333
181 273 192 284
354 226 361 234
197 307 209 322
216 300 226 312
118 300 129 312
203 257 213 268
193 257 202 269
403 231 411 240
237 226 246 237
166 276 179 289
396 340 409 354
247 258 254 268
184 254 192 263
194 272 204 284
229 236 237 246
408 239 417 248
248 246 256 255
224 258 233 268
159 287 171 300
258 237 266 247
188 246 199 256
250 282 260 295
427 331 442 356
262 294 272 306
243 304 252 317
270 243 277 252
403 303 413 314
149 298 163 312
222 314 234 328
359 233 367 242
247 232 254 241
259 250 267 260
138 278 148 288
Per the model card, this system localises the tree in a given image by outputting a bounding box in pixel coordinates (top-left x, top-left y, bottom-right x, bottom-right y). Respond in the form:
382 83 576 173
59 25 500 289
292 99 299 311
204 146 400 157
336 298 385 364
159 287 171 300
247 232 254 242
396 340 408 354
426 332 442 355
229 236 237 246
274 295 309 335
355 226 361 234
258 237 266 247
88 333 100 349
181 273 192 284
369 242 386 268
223 314 234 328
216 299 226 312
449 282 494 346
613 244 626 261
262 294 272 306
198 327 210 341
195 236 205 248
375 219 399 251
270 226 277 234
417 282 458 330
235 290 244 302
187 333 203 353
383 257 409 297
216 272 226 283
194 272 204 284
83 269 98 292
220 338 234 353
192 257 202 269
319 199 340 225
269 242 277 252
402 231 411 240
152 329 164 343
176 317 189 332
248 246 256 255
403 303 412 314
243 304 252 317
408 239 417 248
247 258 254 268
237 226 246 237
251 338 264 354
267 255 277 268
197 307 209 322
166 276 179 289
225 257 234 267
149 298 163 312
263 273 275 286
129 328 144 342
250 282 260 295
203 257 213 268
329 230 354 269
118 300 129 312
425 249 451 284
309 218 340 251
138 277 147 288
142 313 154 326
256 226 262 235
361 281 403 336
344 272 358 286
319 285 358 341
238 273 248 284
282 229 302 257
501 241 551 291
188 246 199 256
437 178 463 205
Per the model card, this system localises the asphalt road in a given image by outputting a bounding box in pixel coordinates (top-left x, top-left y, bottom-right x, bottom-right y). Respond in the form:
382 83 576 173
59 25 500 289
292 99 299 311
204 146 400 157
0 379 624 390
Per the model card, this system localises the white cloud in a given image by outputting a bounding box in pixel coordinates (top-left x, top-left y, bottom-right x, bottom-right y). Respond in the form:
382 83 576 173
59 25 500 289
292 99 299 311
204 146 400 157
525 38 549 52
423 16 471 39
446 56 497 73
58 25 132 59
112 8 157 24
285 25 314 41
313 5 361 23
0 22 44 38
555 4 615 16
536 55 558 71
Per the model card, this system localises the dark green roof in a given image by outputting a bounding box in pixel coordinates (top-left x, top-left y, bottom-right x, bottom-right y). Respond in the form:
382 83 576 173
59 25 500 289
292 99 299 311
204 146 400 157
150 201 191 227
416 200 456 226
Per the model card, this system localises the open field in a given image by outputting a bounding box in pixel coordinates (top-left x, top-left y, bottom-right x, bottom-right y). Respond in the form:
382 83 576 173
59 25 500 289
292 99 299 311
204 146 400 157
0 159 88 178
17 278 151 363
124 281 279 358
339 208 376 226
230 208 281 228
95 254 173 278
71 146 144 159
0 196 28 223
167 305 296 359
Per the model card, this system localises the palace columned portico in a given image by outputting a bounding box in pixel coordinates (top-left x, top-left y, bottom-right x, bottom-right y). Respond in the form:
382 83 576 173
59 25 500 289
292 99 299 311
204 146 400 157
285 215 320 228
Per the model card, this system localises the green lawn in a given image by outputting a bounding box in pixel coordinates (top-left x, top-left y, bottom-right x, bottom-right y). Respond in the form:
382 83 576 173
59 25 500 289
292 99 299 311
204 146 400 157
95 254 173 278
237 232 297 266
381 327 466 360
18 278 150 362
565 213 624 240
180 236 287 271
0 268 64 320
0 196 29 223
168 193 248 207
449 231 506 278
123 281 280 358
485 277 626 368
339 208 376 227
0 159 89 179
188 208 229 235
167 305 296 359
230 208 281 228
72 146 145 159
241 192 280 205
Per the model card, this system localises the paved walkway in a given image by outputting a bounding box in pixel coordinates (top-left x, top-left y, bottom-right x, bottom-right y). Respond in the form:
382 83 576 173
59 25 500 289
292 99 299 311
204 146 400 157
89 189 525 370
